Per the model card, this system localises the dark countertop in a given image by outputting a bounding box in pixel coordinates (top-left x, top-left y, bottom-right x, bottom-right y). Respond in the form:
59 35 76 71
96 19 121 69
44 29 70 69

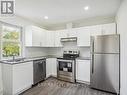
0 55 91 65
76 57 91 60
0 57 46 65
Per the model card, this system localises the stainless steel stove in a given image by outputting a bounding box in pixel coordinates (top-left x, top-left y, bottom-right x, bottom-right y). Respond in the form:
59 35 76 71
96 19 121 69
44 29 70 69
57 50 79 83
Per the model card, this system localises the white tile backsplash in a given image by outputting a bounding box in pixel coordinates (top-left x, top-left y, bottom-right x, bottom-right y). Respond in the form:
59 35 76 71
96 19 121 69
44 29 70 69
25 47 47 57
25 42 90 58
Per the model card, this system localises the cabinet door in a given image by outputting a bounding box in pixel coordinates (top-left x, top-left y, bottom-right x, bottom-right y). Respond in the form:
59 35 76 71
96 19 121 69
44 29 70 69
90 25 102 36
41 30 46 47
54 31 63 47
46 59 52 78
45 31 55 47
59 29 68 38
0 64 2 94
13 62 33 94
102 23 116 35
32 27 42 47
25 26 32 46
68 29 77 37
77 27 90 46
76 60 90 83
46 58 57 77
51 58 57 77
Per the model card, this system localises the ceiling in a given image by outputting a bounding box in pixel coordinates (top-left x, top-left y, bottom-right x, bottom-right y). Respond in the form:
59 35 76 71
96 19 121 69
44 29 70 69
15 0 122 27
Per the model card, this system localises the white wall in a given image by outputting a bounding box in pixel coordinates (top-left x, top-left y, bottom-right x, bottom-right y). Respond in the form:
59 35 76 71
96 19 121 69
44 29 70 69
116 0 127 95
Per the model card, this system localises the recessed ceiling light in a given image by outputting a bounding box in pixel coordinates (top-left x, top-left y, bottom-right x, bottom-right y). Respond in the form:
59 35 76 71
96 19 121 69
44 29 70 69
84 6 89 10
44 16 48 19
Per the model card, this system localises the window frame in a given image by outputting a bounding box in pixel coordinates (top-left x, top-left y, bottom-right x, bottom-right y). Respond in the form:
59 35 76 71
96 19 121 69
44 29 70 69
0 21 23 60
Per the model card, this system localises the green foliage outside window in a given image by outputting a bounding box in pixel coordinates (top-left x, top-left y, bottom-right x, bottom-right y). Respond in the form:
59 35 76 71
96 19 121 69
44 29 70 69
3 28 19 40
2 42 20 57
2 26 21 57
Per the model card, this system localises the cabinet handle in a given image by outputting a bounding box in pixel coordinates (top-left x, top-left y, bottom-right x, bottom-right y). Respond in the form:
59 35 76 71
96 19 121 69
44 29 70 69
91 36 94 74
92 54 94 74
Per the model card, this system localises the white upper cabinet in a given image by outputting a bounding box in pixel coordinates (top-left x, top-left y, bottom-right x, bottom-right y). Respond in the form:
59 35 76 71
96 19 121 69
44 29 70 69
54 31 63 47
45 30 55 47
77 27 91 47
67 29 77 37
90 25 102 36
41 30 46 47
25 26 45 47
25 23 116 47
32 27 43 46
25 26 32 46
101 23 116 35
59 29 68 38
90 23 116 36
54 29 68 47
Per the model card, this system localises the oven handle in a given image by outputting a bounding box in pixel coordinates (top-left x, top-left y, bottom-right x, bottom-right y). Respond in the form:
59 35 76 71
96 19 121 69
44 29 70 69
57 59 74 63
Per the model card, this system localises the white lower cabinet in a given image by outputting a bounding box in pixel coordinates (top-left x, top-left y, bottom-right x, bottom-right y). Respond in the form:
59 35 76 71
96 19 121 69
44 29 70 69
46 59 52 78
76 59 90 83
2 62 33 95
0 64 3 95
46 58 57 78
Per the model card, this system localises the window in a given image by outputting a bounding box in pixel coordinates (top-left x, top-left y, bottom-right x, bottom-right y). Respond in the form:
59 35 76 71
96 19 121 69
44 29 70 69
1 24 22 58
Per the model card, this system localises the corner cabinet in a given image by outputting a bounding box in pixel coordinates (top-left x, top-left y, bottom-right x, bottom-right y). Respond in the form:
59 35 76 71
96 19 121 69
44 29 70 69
2 62 33 95
76 59 90 83
46 58 57 78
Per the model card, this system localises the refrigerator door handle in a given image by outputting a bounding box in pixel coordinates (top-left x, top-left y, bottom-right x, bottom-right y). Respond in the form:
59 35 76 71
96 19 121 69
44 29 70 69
92 37 94 74
92 54 94 73
91 36 94 74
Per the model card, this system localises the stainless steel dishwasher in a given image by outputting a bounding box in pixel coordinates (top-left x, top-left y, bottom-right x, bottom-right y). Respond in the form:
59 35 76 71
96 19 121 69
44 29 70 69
33 58 46 85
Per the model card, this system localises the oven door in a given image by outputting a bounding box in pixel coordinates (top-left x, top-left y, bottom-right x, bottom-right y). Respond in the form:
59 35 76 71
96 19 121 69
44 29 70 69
57 59 75 82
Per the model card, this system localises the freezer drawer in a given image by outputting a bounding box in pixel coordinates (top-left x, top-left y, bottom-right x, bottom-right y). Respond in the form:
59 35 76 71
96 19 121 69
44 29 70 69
93 35 120 53
90 54 120 94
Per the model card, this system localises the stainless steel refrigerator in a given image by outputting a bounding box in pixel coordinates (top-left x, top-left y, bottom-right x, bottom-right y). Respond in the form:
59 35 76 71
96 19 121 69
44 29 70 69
90 34 120 94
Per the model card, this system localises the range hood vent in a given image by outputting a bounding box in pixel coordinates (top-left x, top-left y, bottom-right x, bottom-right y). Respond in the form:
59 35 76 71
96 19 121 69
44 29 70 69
61 37 77 42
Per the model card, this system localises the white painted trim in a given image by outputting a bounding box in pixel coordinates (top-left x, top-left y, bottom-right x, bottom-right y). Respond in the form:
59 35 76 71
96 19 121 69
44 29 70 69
51 75 57 78
13 85 32 95
76 80 90 85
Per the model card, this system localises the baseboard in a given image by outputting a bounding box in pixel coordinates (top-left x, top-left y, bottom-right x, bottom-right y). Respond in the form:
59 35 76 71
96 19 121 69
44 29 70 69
46 75 57 79
76 80 90 85
13 85 32 95
51 75 57 78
